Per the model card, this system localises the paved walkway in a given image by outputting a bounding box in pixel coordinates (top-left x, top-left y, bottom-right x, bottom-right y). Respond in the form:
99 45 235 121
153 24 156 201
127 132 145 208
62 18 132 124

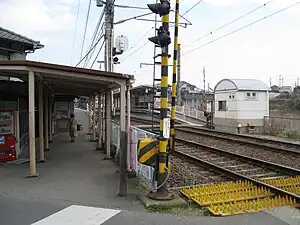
0 133 143 211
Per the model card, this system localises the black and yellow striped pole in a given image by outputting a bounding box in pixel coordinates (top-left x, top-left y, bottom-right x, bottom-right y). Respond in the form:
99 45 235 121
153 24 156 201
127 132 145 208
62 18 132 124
147 0 173 200
170 0 180 152
156 12 170 198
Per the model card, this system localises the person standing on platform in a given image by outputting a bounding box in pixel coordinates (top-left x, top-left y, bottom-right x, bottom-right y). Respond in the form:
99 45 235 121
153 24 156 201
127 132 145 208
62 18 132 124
68 113 78 142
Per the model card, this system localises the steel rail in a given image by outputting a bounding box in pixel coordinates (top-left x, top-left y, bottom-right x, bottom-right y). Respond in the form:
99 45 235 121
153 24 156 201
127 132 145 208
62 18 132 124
175 137 300 176
173 139 300 203
129 114 300 155
173 150 300 203
178 127 300 154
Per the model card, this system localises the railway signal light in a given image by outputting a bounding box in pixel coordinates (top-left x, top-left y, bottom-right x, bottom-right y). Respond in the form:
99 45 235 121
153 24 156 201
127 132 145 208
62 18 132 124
147 0 170 17
148 26 171 47
113 57 119 64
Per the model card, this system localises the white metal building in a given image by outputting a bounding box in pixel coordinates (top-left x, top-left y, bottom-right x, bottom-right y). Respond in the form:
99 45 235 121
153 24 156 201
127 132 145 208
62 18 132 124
214 78 270 133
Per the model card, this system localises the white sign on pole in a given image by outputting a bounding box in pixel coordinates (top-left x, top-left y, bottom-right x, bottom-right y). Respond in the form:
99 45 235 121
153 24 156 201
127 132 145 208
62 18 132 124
163 118 170 139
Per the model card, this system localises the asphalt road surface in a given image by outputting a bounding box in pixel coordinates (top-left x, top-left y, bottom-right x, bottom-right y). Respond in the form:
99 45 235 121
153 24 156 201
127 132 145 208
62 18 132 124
0 193 69 225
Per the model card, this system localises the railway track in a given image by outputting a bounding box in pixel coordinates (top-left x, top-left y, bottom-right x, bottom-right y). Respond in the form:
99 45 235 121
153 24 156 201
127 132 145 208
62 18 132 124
129 115 300 169
146 126 300 199
143 124 300 170
173 138 300 215
176 126 300 155
168 155 231 188
129 116 300 214
174 138 300 182
129 115 300 153
132 114 300 155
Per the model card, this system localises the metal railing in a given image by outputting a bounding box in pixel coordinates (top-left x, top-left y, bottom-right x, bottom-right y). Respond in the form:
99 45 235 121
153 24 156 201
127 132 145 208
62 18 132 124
175 105 206 121
112 120 156 187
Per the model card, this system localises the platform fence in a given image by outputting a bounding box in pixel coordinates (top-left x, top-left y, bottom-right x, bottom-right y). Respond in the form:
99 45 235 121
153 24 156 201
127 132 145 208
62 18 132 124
112 121 155 187
263 116 300 139
175 105 206 121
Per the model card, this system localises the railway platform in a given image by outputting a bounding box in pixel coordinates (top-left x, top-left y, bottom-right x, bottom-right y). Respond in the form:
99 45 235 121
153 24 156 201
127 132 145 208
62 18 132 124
1 132 300 224
114 111 205 126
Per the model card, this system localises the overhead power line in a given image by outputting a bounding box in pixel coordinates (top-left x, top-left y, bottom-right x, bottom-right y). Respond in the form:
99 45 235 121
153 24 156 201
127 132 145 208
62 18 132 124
119 27 154 62
182 1 300 57
182 0 204 16
182 0 277 49
76 35 104 67
127 27 154 53
79 0 92 63
120 41 150 63
70 0 81 64
90 39 106 69
86 8 105 55
84 26 105 67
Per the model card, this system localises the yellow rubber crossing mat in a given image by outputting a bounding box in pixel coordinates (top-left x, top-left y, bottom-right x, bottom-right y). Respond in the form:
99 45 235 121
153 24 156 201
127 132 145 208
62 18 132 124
208 196 297 216
180 176 300 216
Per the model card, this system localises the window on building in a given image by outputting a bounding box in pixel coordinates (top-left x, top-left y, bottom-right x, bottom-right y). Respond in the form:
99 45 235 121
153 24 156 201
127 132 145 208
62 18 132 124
245 92 258 101
218 101 227 111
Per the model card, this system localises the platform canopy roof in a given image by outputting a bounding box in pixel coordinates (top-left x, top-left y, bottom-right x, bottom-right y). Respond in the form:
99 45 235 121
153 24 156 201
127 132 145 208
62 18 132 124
0 27 44 53
214 78 270 92
0 60 134 97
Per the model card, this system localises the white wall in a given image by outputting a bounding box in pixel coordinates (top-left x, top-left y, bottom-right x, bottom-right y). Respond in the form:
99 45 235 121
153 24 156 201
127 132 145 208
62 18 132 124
215 91 238 119
215 90 269 126
237 91 269 120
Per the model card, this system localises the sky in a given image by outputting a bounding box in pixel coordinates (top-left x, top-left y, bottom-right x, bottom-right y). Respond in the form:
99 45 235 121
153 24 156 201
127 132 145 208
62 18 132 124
1 0 300 89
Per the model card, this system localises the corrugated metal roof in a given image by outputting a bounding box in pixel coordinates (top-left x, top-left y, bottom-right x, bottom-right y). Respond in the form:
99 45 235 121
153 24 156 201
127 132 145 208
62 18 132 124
0 27 44 49
215 78 270 91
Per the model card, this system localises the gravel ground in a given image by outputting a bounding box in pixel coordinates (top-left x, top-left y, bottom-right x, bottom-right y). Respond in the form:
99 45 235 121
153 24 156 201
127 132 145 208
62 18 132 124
167 155 229 188
175 130 300 170
176 142 280 178
245 133 300 145
180 128 300 152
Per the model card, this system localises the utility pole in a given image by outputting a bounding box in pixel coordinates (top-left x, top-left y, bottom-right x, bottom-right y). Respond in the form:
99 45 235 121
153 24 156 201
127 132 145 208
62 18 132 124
170 0 180 153
101 0 127 196
177 44 181 106
104 0 114 73
279 75 284 87
203 66 206 111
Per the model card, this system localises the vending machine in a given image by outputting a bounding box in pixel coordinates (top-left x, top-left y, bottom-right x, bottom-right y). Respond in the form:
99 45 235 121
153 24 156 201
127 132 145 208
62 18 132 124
0 111 16 162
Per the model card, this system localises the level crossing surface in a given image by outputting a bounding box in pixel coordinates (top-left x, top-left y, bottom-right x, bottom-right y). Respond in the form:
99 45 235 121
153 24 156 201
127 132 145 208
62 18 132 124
1 194 297 225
